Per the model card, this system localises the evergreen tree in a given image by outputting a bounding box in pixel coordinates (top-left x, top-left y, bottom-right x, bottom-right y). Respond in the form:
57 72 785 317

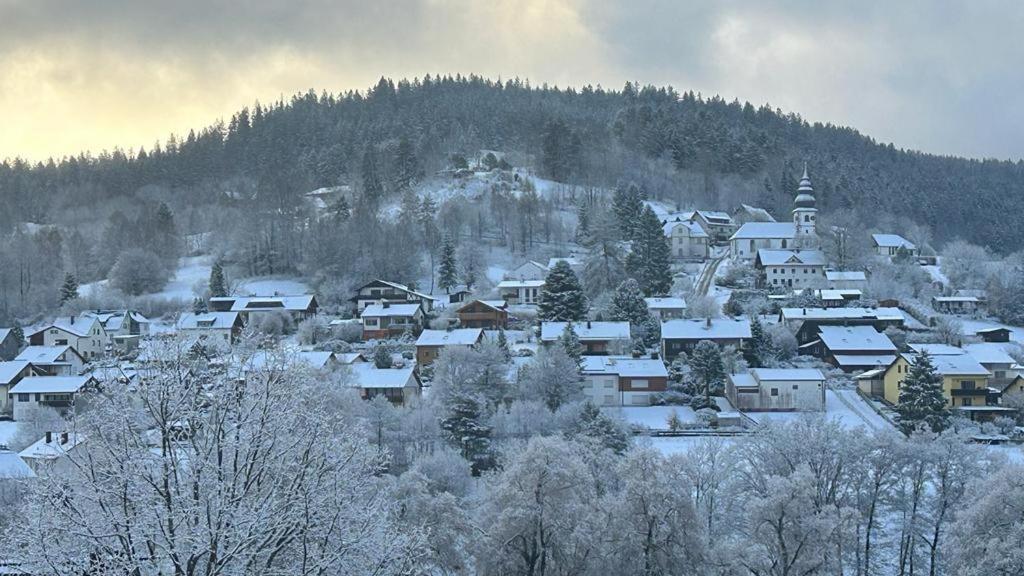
208 261 228 298
332 196 351 221
373 345 393 369
613 183 644 239
567 401 630 454
393 136 421 191
690 340 725 405
640 313 661 349
59 272 79 305
10 321 23 348
559 322 584 368
192 297 208 314
575 200 591 243
743 316 773 367
625 206 673 296
361 146 384 204
897 352 951 434
496 329 512 361
608 278 650 324
437 233 458 294
441 394 493 474
537 261 588 321
581 209 627 296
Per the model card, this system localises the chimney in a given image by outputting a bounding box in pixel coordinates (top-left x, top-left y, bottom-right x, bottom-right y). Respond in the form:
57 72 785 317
650 352 659 360
632 349 641 359
60 432 69 445
705 317 712 328
383 302 390 309
45 431 52 444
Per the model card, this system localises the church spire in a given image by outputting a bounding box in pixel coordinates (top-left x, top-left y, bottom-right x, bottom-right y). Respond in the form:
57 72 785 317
794 163 815 208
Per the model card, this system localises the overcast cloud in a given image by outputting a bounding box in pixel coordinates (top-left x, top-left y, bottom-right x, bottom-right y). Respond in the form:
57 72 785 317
2 0 1021 160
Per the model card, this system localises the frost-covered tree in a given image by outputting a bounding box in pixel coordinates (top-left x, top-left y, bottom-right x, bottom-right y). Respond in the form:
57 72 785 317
437 233 458 293
517 346 582 411
690 340 725 405
440 393 493 474
567 401 630 454
581 209 627 296
948 464 1024 576
496 328 512 361
538 260 588 321
58 272 78 305
109 247 171 296
744 315 773 367
625 206 672 296
608 278 649 324
373 344 394 368
897 352 950 434
558 322 584 368
613 182 644 239
208 260 227 297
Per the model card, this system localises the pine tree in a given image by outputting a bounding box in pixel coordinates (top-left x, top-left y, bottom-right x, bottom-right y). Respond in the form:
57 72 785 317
361 146 384 204
332 196 351 221
209 261 228 298
575 200 591 243
567 401 629 454
59 272 79 305
441 394 493 474
608 278 649 325
393 136 421 191
538 261 588 321
10 321 24 349
897 352 951 434
192 297 208 314
559 322 584 368
613 183 643 239
437 233 458 294
497 329 512 361
625 206 673 296
373 345 393 369
640 314 661 349
690 340 725 405
743 316 773 367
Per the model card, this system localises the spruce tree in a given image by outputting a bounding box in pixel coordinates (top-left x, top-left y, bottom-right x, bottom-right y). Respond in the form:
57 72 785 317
192 297 208 314
640 313 661 349
897 352 950 434
209 261 227 298
441 394 493 474
59 272 79 305
373 345 393 369
559 322 584 368
361 147 384 204
608 278 649 325
538 260 588 321
613 183 643 239
690 340 725 405
497 329 512 361
625 206 673 296
393 136 421 191
437 233 458 294
10 321 24 348
332 196 351 221
743 316 773 367
567 401 629 454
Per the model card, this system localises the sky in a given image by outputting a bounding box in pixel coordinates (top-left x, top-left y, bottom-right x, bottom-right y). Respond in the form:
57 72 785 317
2 0 1022 162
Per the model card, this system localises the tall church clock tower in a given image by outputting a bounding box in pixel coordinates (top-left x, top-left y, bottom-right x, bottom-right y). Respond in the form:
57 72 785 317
792 164 817 239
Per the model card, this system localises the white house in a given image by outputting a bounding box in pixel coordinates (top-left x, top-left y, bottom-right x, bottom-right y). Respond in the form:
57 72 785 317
662 219 709 260
661 318 752 360
496 279 545 306
28 316 109 359
0 360 42 415
540 321 632 355
581 356 669 406
360 303 424 340
645 297 688 320
15 346 86 376
177 311 244 344
8 375 97 420
871 234 917 258
346 363 421 405
824 270 868 290
209 294 318 324
504 261 549 281
755 249 827 289
19 431 86 476
727 368 826 412
415 328 484 365
350 280 436 313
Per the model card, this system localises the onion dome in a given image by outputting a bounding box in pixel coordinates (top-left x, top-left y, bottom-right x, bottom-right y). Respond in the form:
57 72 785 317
793 163 816 209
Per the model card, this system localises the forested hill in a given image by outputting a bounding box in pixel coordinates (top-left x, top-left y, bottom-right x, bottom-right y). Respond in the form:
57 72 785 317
2 75 1022 251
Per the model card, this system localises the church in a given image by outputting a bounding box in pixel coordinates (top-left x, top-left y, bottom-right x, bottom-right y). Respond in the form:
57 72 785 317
730 165 819 259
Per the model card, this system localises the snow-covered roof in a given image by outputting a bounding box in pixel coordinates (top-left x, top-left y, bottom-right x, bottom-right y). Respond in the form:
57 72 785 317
361 303 422 318
15 345 82 364
825 270 867 281
540 321 631 342
933 296 980 303
907 343 965 356
817 325 897 352
872 234 916 250
0 447 35 479
899 353 990 376
662 219 708 238
756 249 826 266
0 361 31 385
178 312 240 330
695 210 733 224
815 289 862 301
83 310 149 332
729 373 758 389
35 316 98 338
855 368 887 379
416 328 483 347
363 279 436 301
661 318 752 340
0 328 11 342
10 376 93 394
780 307 905 322
20 432 86 461
346 364 417 389
832 354 897 368
548 257 582 269
215 295 317 312
581 356 668 378
750 368 825 382
496 279 546 289
336 352 365 364
730 222 796 240
963 343 1016 366
645 297 688 310
737 204 776 222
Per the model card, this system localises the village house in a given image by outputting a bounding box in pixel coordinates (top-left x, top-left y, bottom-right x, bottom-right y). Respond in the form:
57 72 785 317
504 260 549 281
810 289 863 308
15 345 86 376
0 328 24 361
456 299 509 330
871 233 917 258
645 297 688 320
496 279 545 306
0 361 42 415
28 315 109 359
824 270 868 290
547 256 584 275
19 431 86 476
932 295 982 315
8 375 97 421
350 279 436 313
346 363 421 405
800 325 898 372
690 210 736 243
732 204 776 226
727 368 826 412
755 249 827 289
415 328 484 366
661 318 752 361
82 310 149 353
976 327 1012 343
0 446 35 493
779 307 906 345
662 218 709 260
730 166 818 259
360 303 424 340
540 321 631 356
210 295 319 324
875 353 1002 419
580 355 669 406
177 311 244 344
963 342 1021 390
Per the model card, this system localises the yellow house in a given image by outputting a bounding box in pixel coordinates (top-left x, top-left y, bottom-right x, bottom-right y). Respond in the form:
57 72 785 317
880 353 990 408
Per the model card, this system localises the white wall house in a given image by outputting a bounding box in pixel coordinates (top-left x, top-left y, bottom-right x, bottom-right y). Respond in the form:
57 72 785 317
496 280 545 306
8 375 96 421
645 297 688 320
177 312 244 344
755 249 827 289
871 234 917 258
662 219 709 260
729 222 797 260
15 346 86 376
824 270 868 290
727 368 826 412
29 316 109 360
580 356 669 406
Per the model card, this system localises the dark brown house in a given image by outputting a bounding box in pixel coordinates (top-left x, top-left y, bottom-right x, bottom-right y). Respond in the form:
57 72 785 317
456 300 509 330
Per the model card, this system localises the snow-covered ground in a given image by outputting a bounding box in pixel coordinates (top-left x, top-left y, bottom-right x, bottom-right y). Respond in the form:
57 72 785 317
638 435 736 456
0 421 19 446
609 405 698 430
747 389 893 431
236 277 309 296
146 255 213 301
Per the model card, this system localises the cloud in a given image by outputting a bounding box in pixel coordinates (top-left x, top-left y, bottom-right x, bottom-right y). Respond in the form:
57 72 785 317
0 0 1021 160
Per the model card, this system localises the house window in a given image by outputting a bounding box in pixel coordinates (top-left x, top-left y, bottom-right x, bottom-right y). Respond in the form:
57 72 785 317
770 388 779 396
632 379 649 389
17 394 28 402
962 397 973 407
792 384 799 390
961 380 976 390
781 239 788 248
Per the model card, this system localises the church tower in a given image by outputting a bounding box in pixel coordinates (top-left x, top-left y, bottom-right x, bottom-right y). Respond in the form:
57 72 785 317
792 164 817 239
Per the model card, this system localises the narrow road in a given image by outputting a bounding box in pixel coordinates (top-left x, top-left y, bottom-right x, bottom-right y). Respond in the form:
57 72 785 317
695 251 727 296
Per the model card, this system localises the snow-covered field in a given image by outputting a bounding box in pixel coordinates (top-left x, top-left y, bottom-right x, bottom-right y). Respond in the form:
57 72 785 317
748 389 893 431
610 405 698 429
236 277 309 296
